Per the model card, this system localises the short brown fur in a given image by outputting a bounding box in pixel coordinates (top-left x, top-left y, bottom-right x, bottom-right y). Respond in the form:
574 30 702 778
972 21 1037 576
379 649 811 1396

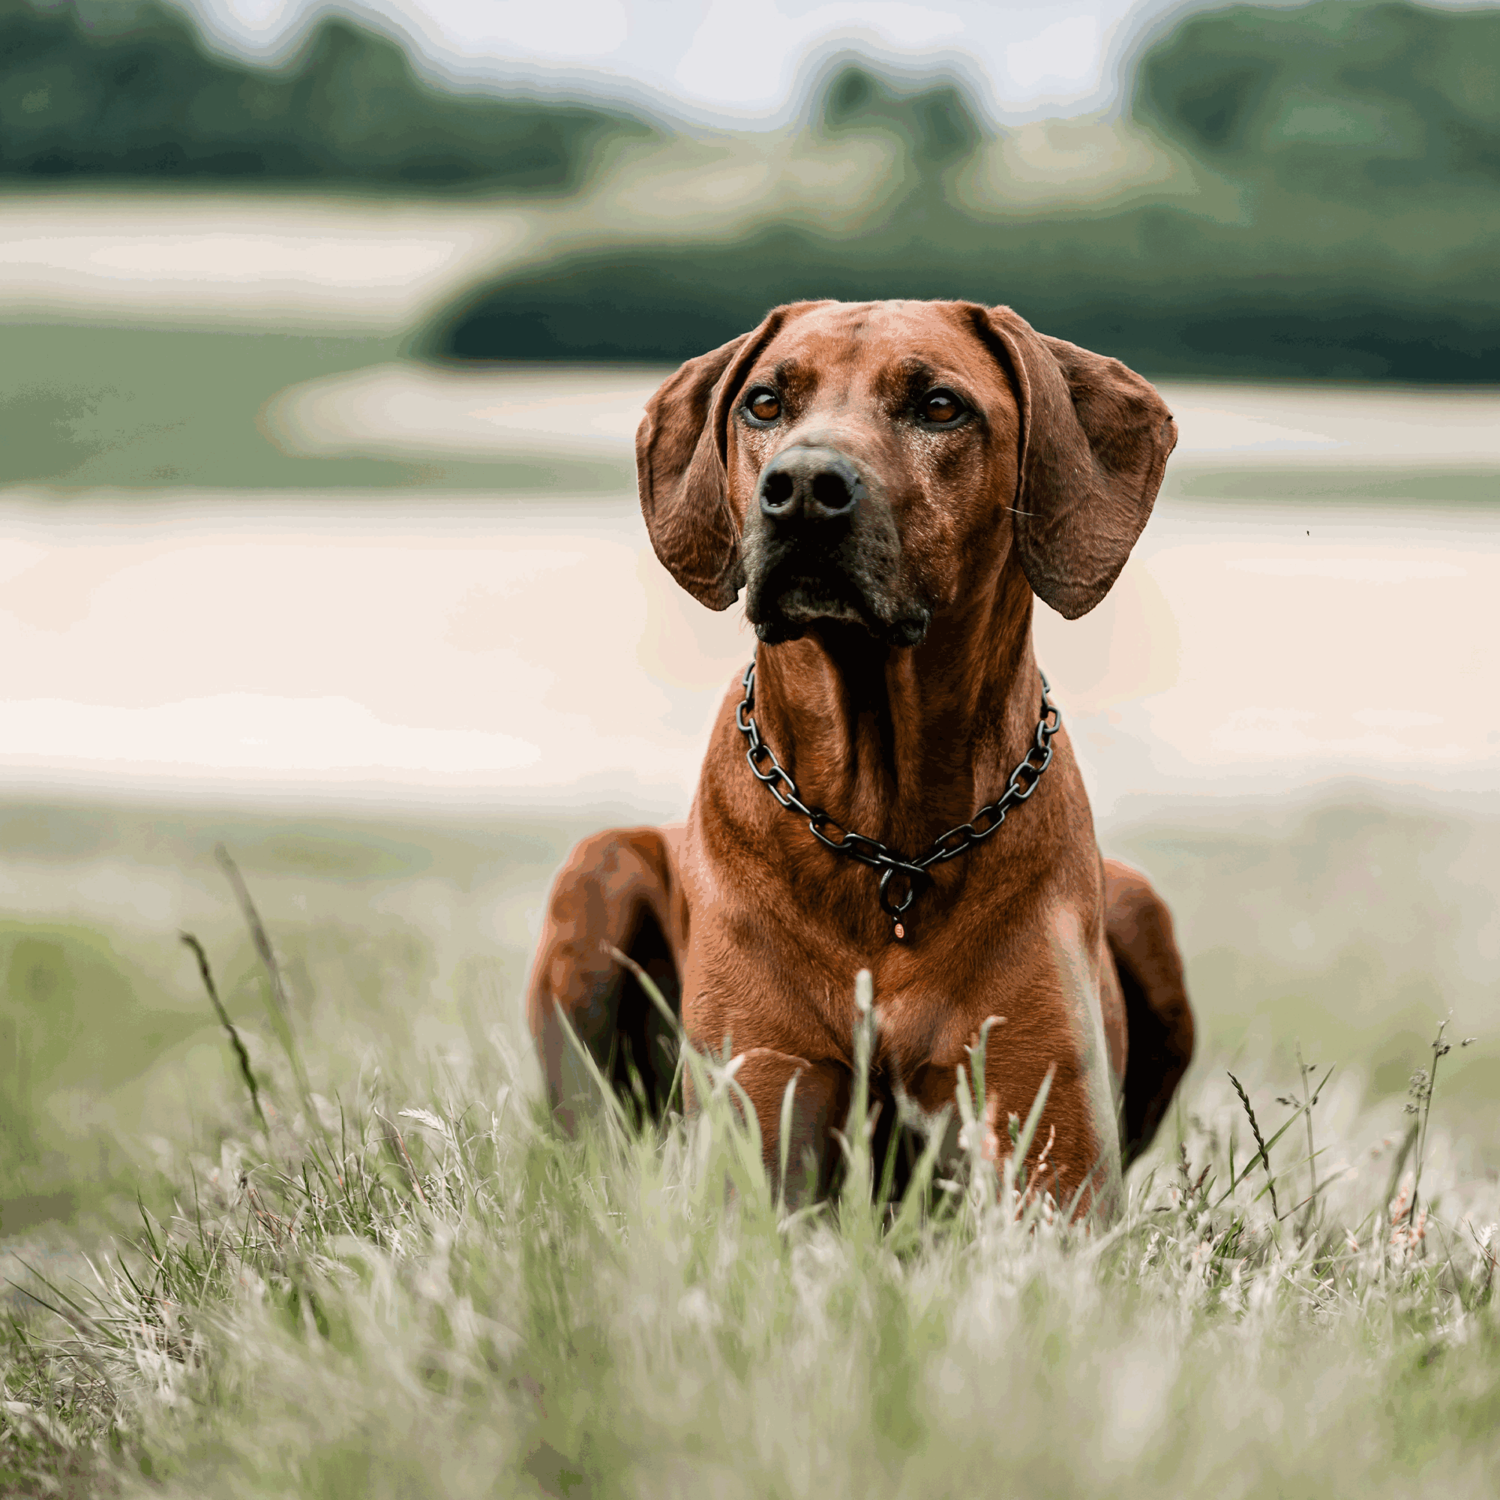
527 300 1194 1219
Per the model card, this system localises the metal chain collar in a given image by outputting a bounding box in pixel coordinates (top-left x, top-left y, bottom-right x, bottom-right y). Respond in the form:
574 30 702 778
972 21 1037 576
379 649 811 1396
734 656 1062 940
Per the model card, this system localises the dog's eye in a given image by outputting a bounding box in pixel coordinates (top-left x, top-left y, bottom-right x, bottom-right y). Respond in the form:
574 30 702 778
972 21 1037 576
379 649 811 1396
919 390 964 425
745 389 781 423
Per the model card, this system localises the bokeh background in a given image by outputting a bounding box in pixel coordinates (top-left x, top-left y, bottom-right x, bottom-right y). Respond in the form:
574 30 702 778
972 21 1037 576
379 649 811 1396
2 0 1497 1257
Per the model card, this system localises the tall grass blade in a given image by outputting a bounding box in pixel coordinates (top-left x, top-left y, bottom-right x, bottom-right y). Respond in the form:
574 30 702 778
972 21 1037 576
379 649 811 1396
777 1071 799 1213
968 1014 1004 1125
1228 1071 1281 1219
1411 1017 1451 1227
885 1105 953 1251
549 999 632 1147
214 843 313 1109
179 930 267 1131
1011 1063 1056 1170
839 970 878 1220
602 942 682 1039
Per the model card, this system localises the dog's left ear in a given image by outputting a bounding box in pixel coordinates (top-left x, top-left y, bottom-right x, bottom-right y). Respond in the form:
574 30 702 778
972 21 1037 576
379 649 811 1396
637 304 825 610
977 306 1177 620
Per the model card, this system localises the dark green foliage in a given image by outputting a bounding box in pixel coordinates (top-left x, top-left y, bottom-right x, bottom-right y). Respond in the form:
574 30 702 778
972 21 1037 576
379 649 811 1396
0 0 656 188
816 59 983 166
426 226 1500 381
1134 0 1500 193
428 1 1500 380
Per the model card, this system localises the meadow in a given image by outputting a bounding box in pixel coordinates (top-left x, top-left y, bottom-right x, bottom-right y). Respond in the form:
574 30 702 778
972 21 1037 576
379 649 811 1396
1 787 1496 1498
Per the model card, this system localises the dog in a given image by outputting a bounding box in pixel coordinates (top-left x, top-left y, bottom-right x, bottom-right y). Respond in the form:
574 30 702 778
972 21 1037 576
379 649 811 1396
527 300 1194 1220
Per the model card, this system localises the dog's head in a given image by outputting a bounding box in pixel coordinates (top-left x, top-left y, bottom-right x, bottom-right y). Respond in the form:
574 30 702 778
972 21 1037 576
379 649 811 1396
636 300 1176 645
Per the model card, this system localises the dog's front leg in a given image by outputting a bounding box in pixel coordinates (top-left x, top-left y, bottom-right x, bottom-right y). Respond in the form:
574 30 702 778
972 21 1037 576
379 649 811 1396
724 1049 850 1207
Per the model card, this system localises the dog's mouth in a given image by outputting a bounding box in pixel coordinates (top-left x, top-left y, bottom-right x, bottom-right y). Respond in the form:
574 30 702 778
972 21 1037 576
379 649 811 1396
740 444 930 648
744 540 930 648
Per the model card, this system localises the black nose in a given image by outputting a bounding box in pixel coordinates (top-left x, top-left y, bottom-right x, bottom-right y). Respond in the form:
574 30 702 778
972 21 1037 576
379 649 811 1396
757 447 864 525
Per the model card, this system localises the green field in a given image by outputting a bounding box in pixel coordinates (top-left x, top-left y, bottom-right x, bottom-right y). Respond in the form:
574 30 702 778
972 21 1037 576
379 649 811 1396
1 787 1495 1497
0 324 633 494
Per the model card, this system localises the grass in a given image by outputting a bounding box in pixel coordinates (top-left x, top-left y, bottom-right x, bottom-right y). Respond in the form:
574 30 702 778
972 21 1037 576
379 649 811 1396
0 325 633 493
0 796 617 1238
1 844 1496 1498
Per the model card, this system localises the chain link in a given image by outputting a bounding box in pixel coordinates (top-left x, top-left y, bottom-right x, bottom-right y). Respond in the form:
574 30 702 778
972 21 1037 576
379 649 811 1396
734 657 1061 931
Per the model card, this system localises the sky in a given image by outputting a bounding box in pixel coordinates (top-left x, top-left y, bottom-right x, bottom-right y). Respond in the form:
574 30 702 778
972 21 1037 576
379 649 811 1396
187 0 1190 125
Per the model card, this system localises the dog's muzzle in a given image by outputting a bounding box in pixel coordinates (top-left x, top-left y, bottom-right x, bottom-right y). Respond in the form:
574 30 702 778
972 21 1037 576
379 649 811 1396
744 445 928 648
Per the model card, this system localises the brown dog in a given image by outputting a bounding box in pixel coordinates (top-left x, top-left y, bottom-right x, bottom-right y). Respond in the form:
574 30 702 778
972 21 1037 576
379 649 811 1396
527 300 1194 1219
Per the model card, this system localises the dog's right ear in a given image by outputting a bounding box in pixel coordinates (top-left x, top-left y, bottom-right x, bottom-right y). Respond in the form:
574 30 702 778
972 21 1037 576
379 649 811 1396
637 306 815 610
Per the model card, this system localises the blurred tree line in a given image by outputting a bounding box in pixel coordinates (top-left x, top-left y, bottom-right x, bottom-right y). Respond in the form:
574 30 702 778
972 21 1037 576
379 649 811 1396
1138 0 1499 197
0 0 655 188
430 0 1500 380
3 0 1497 379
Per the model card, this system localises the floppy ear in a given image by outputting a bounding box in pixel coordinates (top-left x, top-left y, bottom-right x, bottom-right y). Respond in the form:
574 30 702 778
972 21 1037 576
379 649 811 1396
979 305 1177 620
637 305 819 610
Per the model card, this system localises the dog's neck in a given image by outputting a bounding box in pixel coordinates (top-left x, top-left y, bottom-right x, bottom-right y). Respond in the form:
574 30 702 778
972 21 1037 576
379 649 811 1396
747 554 1048 855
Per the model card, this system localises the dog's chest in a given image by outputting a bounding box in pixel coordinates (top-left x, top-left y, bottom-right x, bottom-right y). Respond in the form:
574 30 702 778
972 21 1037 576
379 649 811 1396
863 969 1000 1080
864 907 1105 1072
